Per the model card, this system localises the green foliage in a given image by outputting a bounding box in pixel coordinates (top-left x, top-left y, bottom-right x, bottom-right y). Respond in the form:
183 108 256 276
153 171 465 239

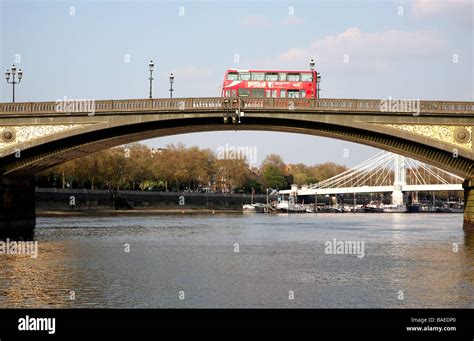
242 179 263 194
263 165 286 189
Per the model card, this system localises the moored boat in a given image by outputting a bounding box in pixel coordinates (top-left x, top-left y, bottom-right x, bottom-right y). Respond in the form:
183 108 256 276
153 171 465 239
276 201 307 213
362 201 384 213
243 203 269 213
383 204 407 213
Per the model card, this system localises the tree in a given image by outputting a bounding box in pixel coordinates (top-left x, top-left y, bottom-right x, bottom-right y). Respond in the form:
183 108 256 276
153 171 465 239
185 147 215 190
262 154 286 173
153 144 187 191
36 143 358 197
242 179 263 194
293 172 308 186
127 143 154 190
213 158 250 192
312 162 347 182
263 165 286 189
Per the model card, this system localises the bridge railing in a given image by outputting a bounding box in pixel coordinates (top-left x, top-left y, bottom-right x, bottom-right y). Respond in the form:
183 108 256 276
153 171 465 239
0 97 473 115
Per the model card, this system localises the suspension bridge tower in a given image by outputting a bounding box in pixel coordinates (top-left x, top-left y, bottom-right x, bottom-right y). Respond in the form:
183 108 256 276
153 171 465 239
392 155 406 206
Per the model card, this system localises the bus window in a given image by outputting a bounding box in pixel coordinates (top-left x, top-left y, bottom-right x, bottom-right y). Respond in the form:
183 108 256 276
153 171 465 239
252 89 265 97
265 73 278 81
227 72 239 81
238 88 250 97
231 89 237 97
279 73 287 81
224 90 230 97
288 90 300 98
287 73 301 82
265 90 278 98
300 90 306 98
301 73 313 82
280 90 286 98
239 72 251 81
251 72 265 81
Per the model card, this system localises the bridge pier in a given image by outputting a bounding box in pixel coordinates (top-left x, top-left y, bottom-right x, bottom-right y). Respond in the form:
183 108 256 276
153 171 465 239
0 176 36 232
463 179 474 233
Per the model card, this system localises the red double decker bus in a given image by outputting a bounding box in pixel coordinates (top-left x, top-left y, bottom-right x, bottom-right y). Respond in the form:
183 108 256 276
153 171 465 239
221 67 321 99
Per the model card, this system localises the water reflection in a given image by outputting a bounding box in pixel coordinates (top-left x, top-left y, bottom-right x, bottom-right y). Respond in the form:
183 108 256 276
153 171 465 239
0 238 108 307
0 214 472 308
0 229 35 241
463 232 474 250
460 233 474 305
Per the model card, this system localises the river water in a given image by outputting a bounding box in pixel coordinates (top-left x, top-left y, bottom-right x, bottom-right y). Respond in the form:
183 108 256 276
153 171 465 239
0 213 473 308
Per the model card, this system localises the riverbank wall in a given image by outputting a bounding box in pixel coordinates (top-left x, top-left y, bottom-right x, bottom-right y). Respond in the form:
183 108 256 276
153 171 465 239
35 188 277 213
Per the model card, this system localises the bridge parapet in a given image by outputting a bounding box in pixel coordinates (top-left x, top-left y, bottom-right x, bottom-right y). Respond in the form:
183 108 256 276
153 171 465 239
1 98 473 117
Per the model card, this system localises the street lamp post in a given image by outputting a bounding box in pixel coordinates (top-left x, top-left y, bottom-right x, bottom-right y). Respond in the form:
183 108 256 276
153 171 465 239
315 191 318 213
148 60 154 99
309 58 321 98
266 188 269 214
169 73 174 98
5 65 23 103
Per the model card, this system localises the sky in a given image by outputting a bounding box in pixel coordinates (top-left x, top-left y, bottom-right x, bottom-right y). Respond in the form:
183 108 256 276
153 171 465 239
0 0 472 167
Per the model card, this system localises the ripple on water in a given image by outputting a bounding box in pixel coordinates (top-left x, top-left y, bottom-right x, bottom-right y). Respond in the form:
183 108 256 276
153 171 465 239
0 213 471 308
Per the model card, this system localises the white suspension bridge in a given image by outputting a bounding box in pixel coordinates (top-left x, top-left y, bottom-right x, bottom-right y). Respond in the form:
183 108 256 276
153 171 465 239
280 151 464 206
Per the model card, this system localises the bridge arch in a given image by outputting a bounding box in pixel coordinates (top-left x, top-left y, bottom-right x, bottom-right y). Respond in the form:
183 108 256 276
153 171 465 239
0 98 472 178
0 97 473 232
0 115 472 178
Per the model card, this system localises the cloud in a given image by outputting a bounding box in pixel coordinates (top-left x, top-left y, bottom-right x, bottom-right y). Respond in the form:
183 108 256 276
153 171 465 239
282 16 304 25
279 47 307 61
411 0 471 16
265 27 445 72
311 27 443 57
410 0 472 28
238 15 270 28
